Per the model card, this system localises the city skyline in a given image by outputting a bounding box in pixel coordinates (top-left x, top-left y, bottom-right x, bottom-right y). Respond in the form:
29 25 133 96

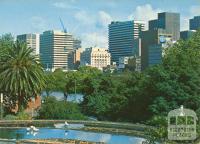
0 0 200 48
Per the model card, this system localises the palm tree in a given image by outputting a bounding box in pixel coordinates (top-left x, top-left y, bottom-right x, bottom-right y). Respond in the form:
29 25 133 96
0 40 46 111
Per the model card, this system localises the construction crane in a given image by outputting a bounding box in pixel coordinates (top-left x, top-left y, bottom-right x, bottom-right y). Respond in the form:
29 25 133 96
59 17 67 33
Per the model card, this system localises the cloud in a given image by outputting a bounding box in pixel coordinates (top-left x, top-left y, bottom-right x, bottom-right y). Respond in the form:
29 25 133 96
74 10 113 48
53 2 66 8
128 4 161 30
98 11 113 27
74 11 95 25
30 16 47 32
190 6 200 16
81 32 108 48
52 2 79 10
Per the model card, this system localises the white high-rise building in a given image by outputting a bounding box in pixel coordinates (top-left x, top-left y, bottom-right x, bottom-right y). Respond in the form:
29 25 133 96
40 30 74 71
17 33 40 55
81 47 111 70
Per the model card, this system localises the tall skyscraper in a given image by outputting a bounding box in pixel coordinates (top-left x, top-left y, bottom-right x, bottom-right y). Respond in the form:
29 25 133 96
190 16 200 30
141 29 173 70
17 33 40 55
149 12 180 41
40 30 74 71
108 20 145 64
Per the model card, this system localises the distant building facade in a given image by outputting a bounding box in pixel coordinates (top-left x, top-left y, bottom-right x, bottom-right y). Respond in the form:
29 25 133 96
108 20 145 64
73 38 81 50
149 12 180 41
141 29 173 70
40 30 74 71
190 16 200 30
118 56 130 69
81 47 111 70
17 33 40 55
141 12 179 70
72 48 84 69
180 30 196 40
118 56 141 72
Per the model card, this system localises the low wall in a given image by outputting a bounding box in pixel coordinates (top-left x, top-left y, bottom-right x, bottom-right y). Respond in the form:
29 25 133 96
0 120 150 137
16 139 105 144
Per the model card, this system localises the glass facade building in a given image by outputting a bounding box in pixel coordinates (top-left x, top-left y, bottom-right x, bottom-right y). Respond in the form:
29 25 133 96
180 30 196 40
190 16 200 30
108 20 144 64
141 29 172 70
149 12 180 41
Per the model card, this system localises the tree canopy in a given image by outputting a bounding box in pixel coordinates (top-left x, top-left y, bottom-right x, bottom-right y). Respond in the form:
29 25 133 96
0 36 46 111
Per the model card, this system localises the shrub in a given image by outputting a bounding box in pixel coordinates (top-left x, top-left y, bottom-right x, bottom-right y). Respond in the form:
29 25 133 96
16 111 30 120
37 96 87 120
4 114 17 120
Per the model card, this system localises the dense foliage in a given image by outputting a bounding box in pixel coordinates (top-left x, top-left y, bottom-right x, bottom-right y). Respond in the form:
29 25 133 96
37 96 86 120
39 30 200 123
1 30 200 124
0 34 46 112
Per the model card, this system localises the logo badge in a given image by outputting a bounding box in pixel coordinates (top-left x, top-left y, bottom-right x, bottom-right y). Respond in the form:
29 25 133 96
168 105 197 141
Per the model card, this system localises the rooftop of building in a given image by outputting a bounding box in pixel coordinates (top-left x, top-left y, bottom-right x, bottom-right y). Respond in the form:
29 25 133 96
42 30 72 35
181 30 197 32
110 20 145 25
191 16 200 19
158 12 180 16
84 47 109 52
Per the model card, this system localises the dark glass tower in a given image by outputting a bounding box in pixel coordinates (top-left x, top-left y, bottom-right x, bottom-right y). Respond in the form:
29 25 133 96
190 16 200 30
149 12 180 41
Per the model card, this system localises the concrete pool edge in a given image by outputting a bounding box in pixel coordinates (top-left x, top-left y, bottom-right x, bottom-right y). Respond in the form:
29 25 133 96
0 120 149 137
0 138 105 144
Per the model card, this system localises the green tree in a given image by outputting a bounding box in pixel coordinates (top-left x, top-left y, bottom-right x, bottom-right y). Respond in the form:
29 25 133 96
38 96 86 120
143 30 200 119
124 57 136 71
0 40 46 111
0 34 14 67
43 71 56 97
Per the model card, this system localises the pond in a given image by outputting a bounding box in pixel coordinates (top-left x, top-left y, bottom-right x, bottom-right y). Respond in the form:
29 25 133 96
0 128 145 144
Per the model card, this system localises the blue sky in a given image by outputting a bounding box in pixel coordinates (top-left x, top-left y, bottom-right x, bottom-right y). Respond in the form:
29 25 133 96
0 0 200 48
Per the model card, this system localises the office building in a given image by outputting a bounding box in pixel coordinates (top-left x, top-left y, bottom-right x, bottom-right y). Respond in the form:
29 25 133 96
135 56 141 72
149 19 158 30
81 47 111 70
73 38 81 50
180 30 196 40
72 48 84 69
40 30 74 71
108 20 145 64
141 29 173 70
190 16 200 30
17 33 40 55
118 56 130 69
118 56 141 72
149 12 180 41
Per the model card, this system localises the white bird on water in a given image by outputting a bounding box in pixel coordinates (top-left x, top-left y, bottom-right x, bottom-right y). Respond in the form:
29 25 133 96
26 126 39 132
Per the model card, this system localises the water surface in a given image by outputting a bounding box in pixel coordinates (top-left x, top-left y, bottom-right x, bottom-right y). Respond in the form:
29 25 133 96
0 128 145 144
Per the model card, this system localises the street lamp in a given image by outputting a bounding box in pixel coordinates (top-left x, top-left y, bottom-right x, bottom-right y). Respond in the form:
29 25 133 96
0 93 3 120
